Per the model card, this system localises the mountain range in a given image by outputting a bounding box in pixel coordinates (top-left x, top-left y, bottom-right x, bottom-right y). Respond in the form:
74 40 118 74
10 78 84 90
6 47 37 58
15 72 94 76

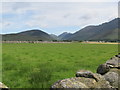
58 32 72 40
59 18 119 41
2 18 119 41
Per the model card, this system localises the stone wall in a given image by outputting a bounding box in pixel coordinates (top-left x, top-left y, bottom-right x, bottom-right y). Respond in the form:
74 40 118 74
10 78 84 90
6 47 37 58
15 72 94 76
51 54 120 89
0 82 8 88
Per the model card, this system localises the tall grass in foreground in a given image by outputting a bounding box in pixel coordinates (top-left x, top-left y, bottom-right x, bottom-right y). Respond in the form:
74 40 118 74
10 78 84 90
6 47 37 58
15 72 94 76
2 43 118 88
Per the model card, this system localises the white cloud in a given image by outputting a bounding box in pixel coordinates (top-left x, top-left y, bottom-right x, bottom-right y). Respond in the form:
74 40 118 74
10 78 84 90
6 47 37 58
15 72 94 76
0 21 14 33
23 2 118 28
1 0 119 2
1 2 118 34
1 21 14 28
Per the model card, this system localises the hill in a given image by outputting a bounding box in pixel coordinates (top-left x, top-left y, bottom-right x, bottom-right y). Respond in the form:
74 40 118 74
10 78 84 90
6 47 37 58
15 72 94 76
50 34 58 40
2 30 54 41
65 18 119 41
58 32 72 40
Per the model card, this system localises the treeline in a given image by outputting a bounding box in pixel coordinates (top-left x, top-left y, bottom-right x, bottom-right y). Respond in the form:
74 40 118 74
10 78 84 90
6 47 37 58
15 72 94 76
2 39 120 43
52 39 120 43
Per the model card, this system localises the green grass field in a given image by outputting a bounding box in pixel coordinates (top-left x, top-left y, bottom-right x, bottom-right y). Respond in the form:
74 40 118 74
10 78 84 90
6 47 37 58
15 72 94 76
2 43 118 88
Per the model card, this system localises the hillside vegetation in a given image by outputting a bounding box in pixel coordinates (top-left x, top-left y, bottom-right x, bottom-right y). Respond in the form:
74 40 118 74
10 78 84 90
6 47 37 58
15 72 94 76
59 18 119 41
2 30 54 41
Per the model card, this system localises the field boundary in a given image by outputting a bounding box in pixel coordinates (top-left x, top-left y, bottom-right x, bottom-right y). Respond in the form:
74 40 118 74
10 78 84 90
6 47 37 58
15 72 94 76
1 41 119 44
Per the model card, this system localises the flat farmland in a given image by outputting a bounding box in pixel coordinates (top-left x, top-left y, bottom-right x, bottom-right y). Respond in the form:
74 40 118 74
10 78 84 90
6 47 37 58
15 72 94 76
2 43 118 88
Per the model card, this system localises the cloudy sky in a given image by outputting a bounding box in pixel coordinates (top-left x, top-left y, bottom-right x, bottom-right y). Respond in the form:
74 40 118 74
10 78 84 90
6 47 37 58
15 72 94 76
1 0 119 35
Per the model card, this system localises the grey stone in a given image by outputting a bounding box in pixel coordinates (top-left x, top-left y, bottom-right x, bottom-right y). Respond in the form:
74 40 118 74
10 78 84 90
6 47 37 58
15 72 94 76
103 69 120 88
76 70 99 82
0 82 8 88
97 54 120 75
51 76 112 89
115 54 120 58
106 56 120 68
97 64 110 75
51 77 89 88
104 72 119 88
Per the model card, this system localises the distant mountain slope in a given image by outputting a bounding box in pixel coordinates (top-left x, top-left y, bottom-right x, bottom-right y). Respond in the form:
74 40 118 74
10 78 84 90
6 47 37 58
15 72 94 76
2 18 119 41
50 34 58 40
2 30 54 41
58 32 72 40
67 18 119 41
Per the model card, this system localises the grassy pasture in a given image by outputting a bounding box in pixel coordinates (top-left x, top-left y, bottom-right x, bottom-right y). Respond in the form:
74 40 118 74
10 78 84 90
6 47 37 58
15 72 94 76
2 43 118 88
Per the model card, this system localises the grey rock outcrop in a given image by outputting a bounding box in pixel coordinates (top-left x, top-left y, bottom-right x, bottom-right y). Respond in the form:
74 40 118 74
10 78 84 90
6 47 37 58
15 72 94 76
104 71 118 88
51 76 112 89
97 64 110 75
51 77 89 88
103 68 120 88
97 54 120 75
76 70 100 82
106 55 120 68
51 54 120 89
97 54 120 88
